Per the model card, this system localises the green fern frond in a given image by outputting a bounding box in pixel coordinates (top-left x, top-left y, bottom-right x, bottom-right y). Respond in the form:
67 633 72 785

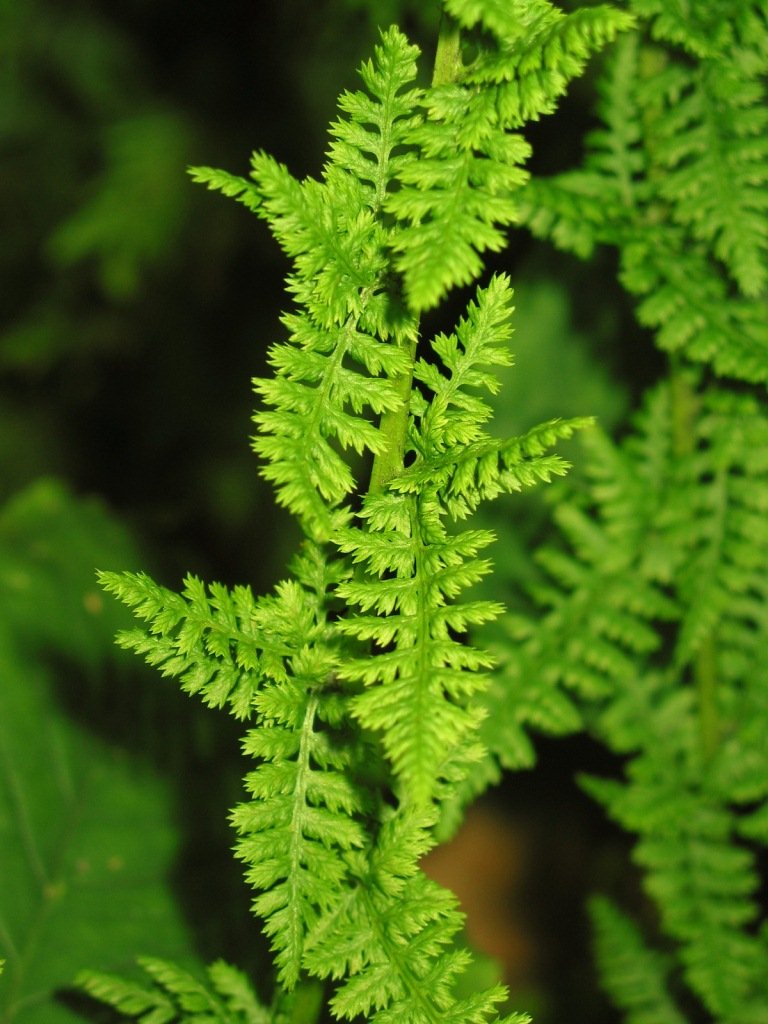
77 956 271 1023
462 5 636 127
669 391 768 671
223 546 373 988
209 28 422 539
233 680 367 988
187 165 262 213
88 8 643 1023
327 29 423 212
630 0 748 58
333 277 590 806
336 488 500 808
444 0 555 42
642 56 768 297
303 808 530 1024
622 237 768 383
387 1 632 312
387 99 529 312
520 4 768 383
394 276 590 514
589 896 686 1024
98 570 275 719
583 751 768 1023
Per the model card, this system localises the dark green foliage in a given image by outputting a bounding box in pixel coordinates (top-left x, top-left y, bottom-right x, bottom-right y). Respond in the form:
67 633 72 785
0 481 200 1024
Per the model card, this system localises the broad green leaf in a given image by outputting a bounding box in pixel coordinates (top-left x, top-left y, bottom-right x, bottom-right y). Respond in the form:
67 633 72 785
0 480 199 1023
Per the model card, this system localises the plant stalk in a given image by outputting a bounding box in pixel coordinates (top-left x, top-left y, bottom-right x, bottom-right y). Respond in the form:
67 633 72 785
368 14 462 495
669 359 721 760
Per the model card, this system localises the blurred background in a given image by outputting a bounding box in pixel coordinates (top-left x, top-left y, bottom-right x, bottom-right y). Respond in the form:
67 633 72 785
1 2 654 1021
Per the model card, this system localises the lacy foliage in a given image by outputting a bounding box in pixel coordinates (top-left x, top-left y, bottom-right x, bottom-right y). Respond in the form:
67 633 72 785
512 2 768 1021
80 6 624 1022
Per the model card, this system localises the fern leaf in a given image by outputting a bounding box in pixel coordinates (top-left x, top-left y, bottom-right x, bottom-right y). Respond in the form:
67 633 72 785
187 165 261 213
77 956 271 1023
303 808 530 1024
584 753 768 1022
334 278 590 805
220 546 375 989
623 234 768 383
233 682 368 988
388 93 528 311
630 0 748 58
462 5 636 128
589 897 687 1024
327 27 423 212
98 567 320 720
337 488 500 807
387 3 630 311
243 31 422 539
645 57 768 297
669 391 768 671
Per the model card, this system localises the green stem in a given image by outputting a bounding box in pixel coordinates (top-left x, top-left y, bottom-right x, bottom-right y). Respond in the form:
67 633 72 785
695 635 720 762
368 15 462 495
431 12 462 88
668 360 720 760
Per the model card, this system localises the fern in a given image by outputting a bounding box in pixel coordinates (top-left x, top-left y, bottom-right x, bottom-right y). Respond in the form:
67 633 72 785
512 1 768 1022
589 896 686 1024
76 5 629 1022
77 957 272 1023
302 808 530 1024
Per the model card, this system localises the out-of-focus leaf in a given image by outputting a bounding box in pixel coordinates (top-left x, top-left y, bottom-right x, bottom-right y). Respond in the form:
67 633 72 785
46 111 194 301
0 479 199 1023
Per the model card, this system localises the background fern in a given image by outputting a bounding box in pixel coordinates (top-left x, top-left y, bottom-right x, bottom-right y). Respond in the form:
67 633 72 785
503 1 768 1021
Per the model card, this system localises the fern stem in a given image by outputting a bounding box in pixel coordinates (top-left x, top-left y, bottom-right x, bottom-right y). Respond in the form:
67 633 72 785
368 15 463 496
695 635 720 761
367 335 418 494
669 361 721 760
669 359 698 459
431 12 462 88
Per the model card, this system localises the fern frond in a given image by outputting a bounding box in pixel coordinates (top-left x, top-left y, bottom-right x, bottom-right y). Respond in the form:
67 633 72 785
396 276 590 514
335 278 589 805
187 165 262 213
642 55 768 297
233 678 367 989
303 808 530 1024
195 28 421 540
520 6 768 384
98 569 283 719
223 546 376 989
387 97 529 312
669 391 768 671
589 896 687 1024
629 0 763 58
77 956 271 1023
460 4 636 127
98 549 348 721
584 751 768 1023
327 29 423 212
623 235 768 383
336 488 500 808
